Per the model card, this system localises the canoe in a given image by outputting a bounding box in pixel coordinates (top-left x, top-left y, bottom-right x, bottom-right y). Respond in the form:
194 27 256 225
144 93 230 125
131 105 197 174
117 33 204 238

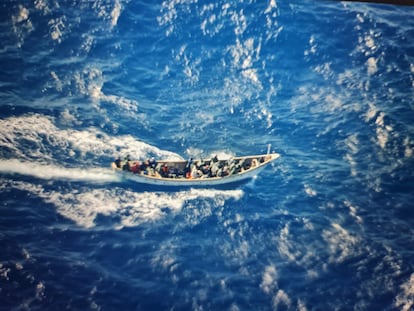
111 153 280 187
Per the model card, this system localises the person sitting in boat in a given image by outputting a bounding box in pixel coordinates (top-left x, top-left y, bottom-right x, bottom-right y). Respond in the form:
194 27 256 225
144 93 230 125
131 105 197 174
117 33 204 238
149 157 157 169
163 164 170 177
191 165 202 179
229 163 241 175
251 158 258 167
228 158 242 175
147 166 155 176
172 167 182 178
222 164 230 177
141 159 151 173
155 163 162 174
211 156 226 177
210 161 220 177
139 161 147 172
114 157 122 168
240 159 250 171
159 163 169 177
122 161 131 171
200 163 211 177
140 158 154 176
131 162 140 174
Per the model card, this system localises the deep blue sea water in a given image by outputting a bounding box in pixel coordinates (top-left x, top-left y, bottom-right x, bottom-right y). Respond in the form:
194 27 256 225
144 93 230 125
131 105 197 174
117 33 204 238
1 0 414 310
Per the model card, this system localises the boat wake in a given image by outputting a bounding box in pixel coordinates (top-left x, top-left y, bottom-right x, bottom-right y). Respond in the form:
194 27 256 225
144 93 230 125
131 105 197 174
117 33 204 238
0 159 121 183
0 114 183 167
1 178 244 229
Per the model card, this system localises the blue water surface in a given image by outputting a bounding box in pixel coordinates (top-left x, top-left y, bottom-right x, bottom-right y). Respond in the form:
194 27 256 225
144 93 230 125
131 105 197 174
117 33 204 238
1 0 414 310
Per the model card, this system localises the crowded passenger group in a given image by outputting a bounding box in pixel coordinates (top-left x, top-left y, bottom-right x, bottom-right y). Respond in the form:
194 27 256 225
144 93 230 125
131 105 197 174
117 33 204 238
113 155 256 179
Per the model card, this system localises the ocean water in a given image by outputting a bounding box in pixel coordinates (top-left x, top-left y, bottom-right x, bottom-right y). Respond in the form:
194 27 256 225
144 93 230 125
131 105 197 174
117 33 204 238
1 0 414 310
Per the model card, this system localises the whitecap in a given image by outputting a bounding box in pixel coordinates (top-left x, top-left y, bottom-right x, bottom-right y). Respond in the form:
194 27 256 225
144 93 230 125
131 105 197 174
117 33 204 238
395 273 414 311
272 289 291 310
260 265 278 294
65 66 139 112
344 200 363 224
11 5 34 47
364 34 376 50
404 137 413 158
48 16 66 43
230 9 247 36
322 223 360 264
50 71 63 92
277 223 297 262
304 184 317 197
264 0 278 14
14 5 30 23
375 112 391 150
366 57 378 75
110 0 122 28
365 102 378 122
34 0 51 15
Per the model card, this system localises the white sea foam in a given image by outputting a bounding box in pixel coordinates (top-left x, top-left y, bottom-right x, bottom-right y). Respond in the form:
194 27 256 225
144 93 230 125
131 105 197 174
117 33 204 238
260 265 278 294
272 289 292 310
230 38 262 87
74 67 136 110
200 4 220 36
304 35 317 57
345 133 359 155
48 16 66 43
47 66 138 112
322 223 359 264
375 112 392 150
395 273 414 311
366 57 378 75
277 223 300 263
110 0 122 27
2 180 243 229
264 0 278 14
304 184 317 197
34 0 51 15
0 159 120 183
364 34 376 51
344 200 363 224
364 102 379 122
11 5 34 47
0 114 180 162
158 0 199 36
403 137 413 158
14 5 30 23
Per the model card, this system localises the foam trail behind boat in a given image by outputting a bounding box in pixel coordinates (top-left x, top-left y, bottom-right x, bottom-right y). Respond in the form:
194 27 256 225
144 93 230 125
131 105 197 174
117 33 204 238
0 159 121 183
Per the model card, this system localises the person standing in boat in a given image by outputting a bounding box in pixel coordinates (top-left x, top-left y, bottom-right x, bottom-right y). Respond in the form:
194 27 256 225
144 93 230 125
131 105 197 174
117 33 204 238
184 158 193 178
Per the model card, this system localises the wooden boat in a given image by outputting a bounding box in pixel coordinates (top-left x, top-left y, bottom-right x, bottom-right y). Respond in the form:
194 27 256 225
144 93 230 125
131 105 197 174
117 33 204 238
111 153 280 187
